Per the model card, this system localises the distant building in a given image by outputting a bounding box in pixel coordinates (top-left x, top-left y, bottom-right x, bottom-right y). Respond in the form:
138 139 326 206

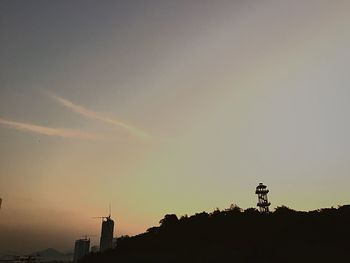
73 238 90 263
99 216 114 252
112 237 118 248
90 245 99 253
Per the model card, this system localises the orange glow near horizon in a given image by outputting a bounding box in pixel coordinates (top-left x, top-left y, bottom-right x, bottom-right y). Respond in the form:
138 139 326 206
1 0 350 253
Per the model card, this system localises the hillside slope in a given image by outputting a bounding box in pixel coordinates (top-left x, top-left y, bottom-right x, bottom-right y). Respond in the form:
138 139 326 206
81 205 350 263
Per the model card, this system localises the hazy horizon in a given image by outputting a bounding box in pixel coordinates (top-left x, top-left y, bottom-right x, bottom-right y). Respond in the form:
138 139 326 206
1 0 350 253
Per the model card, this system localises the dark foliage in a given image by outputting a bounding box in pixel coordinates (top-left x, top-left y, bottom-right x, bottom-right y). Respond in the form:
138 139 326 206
81 205 350 263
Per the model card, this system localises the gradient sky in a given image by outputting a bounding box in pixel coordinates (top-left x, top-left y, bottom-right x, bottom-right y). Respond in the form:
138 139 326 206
1 0 350 253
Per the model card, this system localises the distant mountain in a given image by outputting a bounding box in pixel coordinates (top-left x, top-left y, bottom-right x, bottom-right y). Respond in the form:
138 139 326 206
31 248 72 262
0 250 20 260
0 251 18 261
0 248 72 262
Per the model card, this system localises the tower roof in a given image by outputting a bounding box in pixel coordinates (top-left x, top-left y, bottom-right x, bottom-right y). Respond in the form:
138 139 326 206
256 183 267 189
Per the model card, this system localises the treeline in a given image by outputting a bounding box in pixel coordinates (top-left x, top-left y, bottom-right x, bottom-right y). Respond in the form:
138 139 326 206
81 204 350 263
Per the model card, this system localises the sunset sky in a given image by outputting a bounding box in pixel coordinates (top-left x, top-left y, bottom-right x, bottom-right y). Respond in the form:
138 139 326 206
1 0 350 253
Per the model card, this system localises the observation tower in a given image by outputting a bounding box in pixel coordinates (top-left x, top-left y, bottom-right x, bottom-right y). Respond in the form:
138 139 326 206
255 183 271 213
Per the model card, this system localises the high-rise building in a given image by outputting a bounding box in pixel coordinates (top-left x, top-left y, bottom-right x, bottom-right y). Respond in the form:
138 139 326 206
73 238 90 263
99 216 114 252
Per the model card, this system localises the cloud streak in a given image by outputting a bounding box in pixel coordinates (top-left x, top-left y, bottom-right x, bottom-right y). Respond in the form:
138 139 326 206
48 93 149 138
0 118 102 140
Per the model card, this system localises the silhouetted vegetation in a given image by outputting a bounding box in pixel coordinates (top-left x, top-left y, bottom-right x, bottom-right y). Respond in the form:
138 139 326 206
81 204 350 262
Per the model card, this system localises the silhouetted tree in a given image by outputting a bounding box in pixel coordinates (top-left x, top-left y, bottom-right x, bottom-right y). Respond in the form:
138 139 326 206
159 214 178 227
81 204 350 263
243 207 259 215
274 205 295 215
227 203 242 212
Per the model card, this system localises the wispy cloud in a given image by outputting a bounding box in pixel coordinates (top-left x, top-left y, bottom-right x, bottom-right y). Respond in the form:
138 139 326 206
0 118 102 140
48 92 149 138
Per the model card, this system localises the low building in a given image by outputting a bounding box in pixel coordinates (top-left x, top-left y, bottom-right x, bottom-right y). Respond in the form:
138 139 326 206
73 238 90 263
90 245 99 253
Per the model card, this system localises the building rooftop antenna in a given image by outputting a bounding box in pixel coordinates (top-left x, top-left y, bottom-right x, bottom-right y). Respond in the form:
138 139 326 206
93 203 112 221
92 216 109 222
81 234 96 240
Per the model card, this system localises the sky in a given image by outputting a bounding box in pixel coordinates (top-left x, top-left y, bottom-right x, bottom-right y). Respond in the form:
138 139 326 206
1 0 350 253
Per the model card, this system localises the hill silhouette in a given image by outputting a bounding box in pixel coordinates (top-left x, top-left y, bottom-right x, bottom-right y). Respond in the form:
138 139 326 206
81 204 350 263
30 248 72 262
